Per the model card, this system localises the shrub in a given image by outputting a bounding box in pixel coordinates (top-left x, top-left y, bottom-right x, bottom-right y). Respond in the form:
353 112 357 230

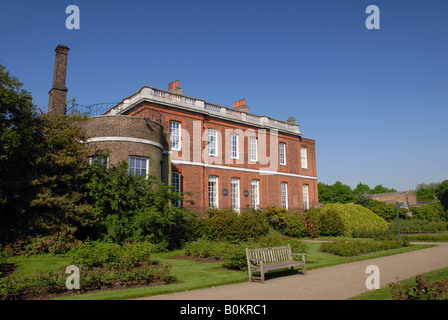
70 240 156 269
319 207 345 236
205 209 269 243
282 213 320 238
184 233 307 271
410 202 447 221
388 219 448 234
360 199 407 222
389 275 448 300
320 203 388 237
320 240 406 257
3 233 80 256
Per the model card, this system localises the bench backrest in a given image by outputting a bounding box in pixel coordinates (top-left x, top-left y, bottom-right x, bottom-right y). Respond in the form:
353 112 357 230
246 245 292 265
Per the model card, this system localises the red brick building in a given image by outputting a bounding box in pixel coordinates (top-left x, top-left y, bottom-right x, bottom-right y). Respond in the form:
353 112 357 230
48 44 318 215
101 81 318 214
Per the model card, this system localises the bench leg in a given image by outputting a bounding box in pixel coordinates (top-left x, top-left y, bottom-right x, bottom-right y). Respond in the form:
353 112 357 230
261 266 265 284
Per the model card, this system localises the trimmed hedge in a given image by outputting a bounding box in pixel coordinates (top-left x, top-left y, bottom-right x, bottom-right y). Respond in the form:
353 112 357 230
183 233 307 271
320 203 388 237
319 240 408 257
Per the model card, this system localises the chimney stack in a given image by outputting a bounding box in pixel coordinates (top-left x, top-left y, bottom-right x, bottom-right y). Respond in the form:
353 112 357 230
48 44 70 115
234 99 249 113
168 80 183 95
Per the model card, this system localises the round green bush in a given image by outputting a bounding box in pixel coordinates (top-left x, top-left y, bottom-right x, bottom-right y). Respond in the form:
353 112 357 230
320 203 388 237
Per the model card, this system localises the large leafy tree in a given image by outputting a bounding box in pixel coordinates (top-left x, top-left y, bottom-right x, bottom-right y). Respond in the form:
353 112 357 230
29 113 97 237
0 63 41 242
436 180 448 212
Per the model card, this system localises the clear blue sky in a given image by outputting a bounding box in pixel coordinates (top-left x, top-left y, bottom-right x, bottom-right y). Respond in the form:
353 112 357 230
1 0 447 191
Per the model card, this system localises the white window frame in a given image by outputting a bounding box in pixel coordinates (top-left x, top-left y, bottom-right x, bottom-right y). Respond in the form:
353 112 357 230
208 175 219 208
279 142 286 165
231 177 240 213
171 172 182 208
230 133 239 159
303 184 309 211
249 136 258 162
169 121 181 151
281 181 288 209
208 129 218 156
251 179 260 210
301 147 308 169
128 156 148 178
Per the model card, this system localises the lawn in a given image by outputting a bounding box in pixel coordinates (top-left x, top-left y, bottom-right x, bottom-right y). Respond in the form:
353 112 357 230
2 240 433 300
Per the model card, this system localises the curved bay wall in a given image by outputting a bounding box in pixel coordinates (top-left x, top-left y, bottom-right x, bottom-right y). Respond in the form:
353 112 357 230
78 115 170 182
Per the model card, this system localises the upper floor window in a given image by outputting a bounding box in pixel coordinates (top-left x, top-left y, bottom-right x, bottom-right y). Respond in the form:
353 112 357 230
129 156 147 177
301 147 308 169
230 133 238 159
279 142 286 165
249 136 257 162
208 129 218 156
169 121 181 151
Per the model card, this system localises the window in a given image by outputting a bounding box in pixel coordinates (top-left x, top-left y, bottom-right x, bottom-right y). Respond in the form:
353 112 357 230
249 136 257 162
129 156 147 177
169 121 181 150
89 155 108 168
230 133 238 159
171 172 182 208
301 147 308 169
251 180 260 209
208 129 218 156
281 182 288 209
231 178 240 213
279 142 286 165
303 184 309 211
208 176 219 208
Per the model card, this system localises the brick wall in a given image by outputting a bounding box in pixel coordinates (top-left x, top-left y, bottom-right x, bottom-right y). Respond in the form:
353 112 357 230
78 115 169 182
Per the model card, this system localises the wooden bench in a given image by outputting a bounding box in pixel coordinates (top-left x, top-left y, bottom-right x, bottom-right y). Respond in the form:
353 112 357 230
245 245 306 283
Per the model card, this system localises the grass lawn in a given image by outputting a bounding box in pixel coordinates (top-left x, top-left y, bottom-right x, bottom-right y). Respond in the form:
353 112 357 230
3 241 435 300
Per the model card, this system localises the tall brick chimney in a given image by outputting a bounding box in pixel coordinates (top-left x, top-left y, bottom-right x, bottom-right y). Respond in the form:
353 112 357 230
48 44 70 115
168 80 183 95
234 98 249 113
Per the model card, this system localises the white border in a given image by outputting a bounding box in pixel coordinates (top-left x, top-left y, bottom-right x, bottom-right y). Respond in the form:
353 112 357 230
171 159 318 180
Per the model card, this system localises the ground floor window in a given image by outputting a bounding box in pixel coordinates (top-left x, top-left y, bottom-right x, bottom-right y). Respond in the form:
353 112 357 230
303 184 309 211
208 175 219 208
231 178 240 213
171 172 182 208
251 180 260 209
281 181 288 209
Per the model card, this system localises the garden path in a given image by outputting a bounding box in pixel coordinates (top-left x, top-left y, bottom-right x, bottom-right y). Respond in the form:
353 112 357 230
137 242 448 300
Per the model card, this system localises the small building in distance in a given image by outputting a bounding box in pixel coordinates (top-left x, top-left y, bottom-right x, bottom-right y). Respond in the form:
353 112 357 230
367 189 417 208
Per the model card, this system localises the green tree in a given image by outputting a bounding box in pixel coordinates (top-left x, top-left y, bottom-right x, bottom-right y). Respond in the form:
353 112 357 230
29 113 96 237
416 182 440 202
370 184 397 194
353 182 371 196
318 181 354 204
87 160 190 247
0 63 42 242
436 180 448 212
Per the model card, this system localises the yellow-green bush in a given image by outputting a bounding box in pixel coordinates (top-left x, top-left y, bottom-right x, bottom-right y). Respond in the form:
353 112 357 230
320 203 388 237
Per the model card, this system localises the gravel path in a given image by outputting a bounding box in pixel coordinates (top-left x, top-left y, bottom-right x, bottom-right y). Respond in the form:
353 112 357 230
137 242 448 300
